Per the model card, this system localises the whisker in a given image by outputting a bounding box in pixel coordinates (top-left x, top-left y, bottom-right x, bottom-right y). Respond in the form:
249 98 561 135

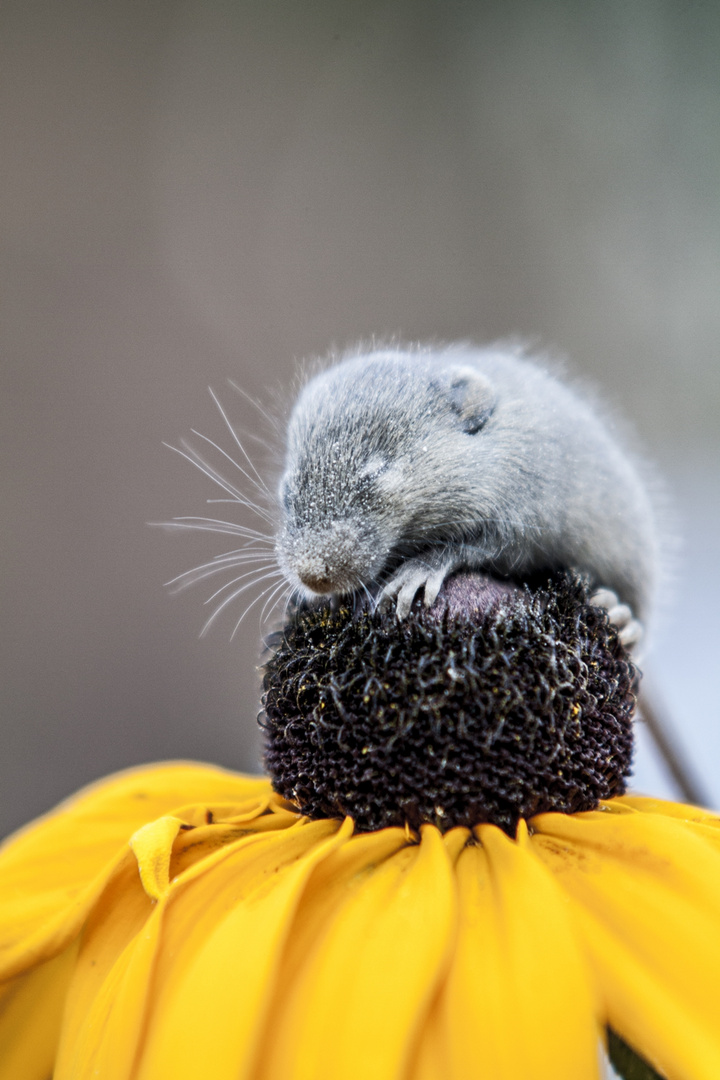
166 551 273 579
153 522 270 542
162 517 273 541
259 579 291 626
164 441 249 506
200 569 284 637
227 379 279 432
207 387 272 495
281 587 296 623
165 441 275 525
159 523 269 541
359 579 375 612
203 566 277 605
229 578 287 640
171 547 274 573
191 427 272 503
208 540 272 555
161 388 288 638
267 583 293 625
209 540 272 557
180 444 274 523
225 425 275 453
165 557 277 592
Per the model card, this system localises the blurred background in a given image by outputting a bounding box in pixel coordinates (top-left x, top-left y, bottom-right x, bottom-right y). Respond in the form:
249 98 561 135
1 0 718 839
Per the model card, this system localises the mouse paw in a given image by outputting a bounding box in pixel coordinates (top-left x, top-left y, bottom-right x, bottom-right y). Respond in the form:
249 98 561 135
380 552 458 619
590 587 643 649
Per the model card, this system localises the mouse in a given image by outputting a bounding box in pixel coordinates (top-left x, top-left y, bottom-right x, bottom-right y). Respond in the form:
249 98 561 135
275 342 662 648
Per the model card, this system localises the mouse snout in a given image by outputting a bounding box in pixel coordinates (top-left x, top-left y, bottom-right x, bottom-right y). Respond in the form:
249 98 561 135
282 520 378 596
296 564 338 594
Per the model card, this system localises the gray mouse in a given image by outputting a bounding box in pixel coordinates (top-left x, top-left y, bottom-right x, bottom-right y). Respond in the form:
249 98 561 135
275 343 662 647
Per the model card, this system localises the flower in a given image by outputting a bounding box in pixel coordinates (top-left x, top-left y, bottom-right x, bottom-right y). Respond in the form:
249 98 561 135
1 762 720 1080
2 572 719 1080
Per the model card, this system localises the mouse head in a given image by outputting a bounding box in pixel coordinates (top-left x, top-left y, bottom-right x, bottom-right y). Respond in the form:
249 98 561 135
276 349 496 599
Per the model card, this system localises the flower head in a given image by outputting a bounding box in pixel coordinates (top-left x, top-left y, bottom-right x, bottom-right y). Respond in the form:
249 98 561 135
1 574 719 1080
262 572 636 833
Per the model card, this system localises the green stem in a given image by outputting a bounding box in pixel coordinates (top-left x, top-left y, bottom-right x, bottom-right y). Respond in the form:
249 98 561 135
607 1029 665 1080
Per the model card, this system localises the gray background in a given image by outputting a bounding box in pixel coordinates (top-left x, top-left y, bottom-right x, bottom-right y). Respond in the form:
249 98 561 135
2 0 719 839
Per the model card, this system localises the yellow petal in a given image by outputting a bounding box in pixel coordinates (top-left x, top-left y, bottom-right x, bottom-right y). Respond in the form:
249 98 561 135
611 795 720 849
256 826 411 1080
0 761 271 980
131 818 353 1080
410 822 600 1080
165 804 300 881
0 942 77 1080
53 851 158 1080
532 808 720 1080
56 813 286 1080
258 824 456 1080
129 816 185 901
611 795 720 825
54 819 338 1080
55 802 309 1080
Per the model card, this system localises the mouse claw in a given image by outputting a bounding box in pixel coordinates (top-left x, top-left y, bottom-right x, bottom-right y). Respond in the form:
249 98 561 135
618 618 644 649
590 586 644 650
607 602 633 627
380 562 428 619
395 580 422 620
590 587 619 610
422 564 451 610
379 556 448 619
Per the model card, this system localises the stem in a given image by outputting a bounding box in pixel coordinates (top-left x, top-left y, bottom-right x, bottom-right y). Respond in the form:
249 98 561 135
637 692 710 807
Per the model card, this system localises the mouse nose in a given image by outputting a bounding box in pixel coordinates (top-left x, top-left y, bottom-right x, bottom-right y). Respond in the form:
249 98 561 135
297 567 336 594
286 522 367 595
294 547 351 594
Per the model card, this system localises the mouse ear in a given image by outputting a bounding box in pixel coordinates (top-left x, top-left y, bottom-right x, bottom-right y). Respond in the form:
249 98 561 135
436 366 496 434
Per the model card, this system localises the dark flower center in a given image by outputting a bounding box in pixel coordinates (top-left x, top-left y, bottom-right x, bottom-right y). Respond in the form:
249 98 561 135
261 572 638 836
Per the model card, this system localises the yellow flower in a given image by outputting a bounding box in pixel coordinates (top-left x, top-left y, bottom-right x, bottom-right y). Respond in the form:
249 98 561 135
1 761 720 1080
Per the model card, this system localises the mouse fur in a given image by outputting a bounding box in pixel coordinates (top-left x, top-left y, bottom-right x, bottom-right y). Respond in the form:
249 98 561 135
275 343 662 639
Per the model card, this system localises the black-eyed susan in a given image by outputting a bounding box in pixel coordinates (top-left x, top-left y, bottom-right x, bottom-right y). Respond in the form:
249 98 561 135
1 573 719 1080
